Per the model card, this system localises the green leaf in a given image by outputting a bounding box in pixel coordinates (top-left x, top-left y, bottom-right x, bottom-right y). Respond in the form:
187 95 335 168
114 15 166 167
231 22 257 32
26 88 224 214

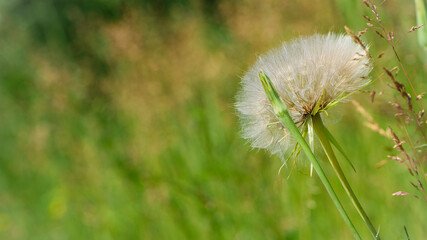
323 80 374 112
312 114 379 239
258 71 362 240
416 143 427 149
415 0 427 50
312 88 325 116
323 125 357 173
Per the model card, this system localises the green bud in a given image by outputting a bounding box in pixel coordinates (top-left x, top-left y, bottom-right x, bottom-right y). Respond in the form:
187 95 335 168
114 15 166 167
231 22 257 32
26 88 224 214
258 71 288 115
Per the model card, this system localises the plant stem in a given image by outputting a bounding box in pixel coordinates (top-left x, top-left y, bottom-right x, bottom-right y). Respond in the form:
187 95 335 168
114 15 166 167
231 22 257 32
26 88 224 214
258 72 361 240
312 114 380 240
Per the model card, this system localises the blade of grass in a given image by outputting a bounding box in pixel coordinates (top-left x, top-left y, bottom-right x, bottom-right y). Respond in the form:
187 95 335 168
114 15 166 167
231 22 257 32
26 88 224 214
323 126 356 172
312 114 380 240
415 0 427 50
258 71 361 240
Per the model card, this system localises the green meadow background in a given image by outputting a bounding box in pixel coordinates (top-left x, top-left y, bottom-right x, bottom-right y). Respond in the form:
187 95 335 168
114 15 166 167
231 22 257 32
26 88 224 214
0 0 425 239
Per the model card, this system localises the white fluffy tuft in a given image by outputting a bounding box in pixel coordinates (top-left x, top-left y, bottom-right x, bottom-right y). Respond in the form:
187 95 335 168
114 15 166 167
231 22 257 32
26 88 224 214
235 33 372 156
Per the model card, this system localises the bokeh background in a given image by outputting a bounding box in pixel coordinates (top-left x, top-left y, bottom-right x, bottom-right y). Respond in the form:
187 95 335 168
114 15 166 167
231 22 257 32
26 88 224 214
0 0 426 239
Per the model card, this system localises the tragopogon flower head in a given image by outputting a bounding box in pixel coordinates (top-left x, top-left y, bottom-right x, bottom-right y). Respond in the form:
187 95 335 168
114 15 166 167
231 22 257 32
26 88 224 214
236 33 372 156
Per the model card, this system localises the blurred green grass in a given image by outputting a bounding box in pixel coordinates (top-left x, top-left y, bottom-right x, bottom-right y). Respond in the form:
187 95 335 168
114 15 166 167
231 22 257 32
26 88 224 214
0 0 426 239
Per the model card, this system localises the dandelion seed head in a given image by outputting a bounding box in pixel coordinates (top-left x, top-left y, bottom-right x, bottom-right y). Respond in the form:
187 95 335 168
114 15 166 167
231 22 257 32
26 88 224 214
236 33 372 156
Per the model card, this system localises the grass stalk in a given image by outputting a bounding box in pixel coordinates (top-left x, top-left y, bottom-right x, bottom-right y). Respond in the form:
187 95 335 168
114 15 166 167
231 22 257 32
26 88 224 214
311 114 380 240
415 0 427 50
258 72 361 240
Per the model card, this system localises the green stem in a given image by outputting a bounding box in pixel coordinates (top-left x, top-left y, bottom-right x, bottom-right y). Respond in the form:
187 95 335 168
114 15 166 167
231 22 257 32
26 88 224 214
312 114 380 240
258 72 361 240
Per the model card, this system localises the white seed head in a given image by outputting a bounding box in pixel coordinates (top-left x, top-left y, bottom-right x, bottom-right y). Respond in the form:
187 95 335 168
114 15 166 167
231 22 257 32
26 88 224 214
236 33 372 156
